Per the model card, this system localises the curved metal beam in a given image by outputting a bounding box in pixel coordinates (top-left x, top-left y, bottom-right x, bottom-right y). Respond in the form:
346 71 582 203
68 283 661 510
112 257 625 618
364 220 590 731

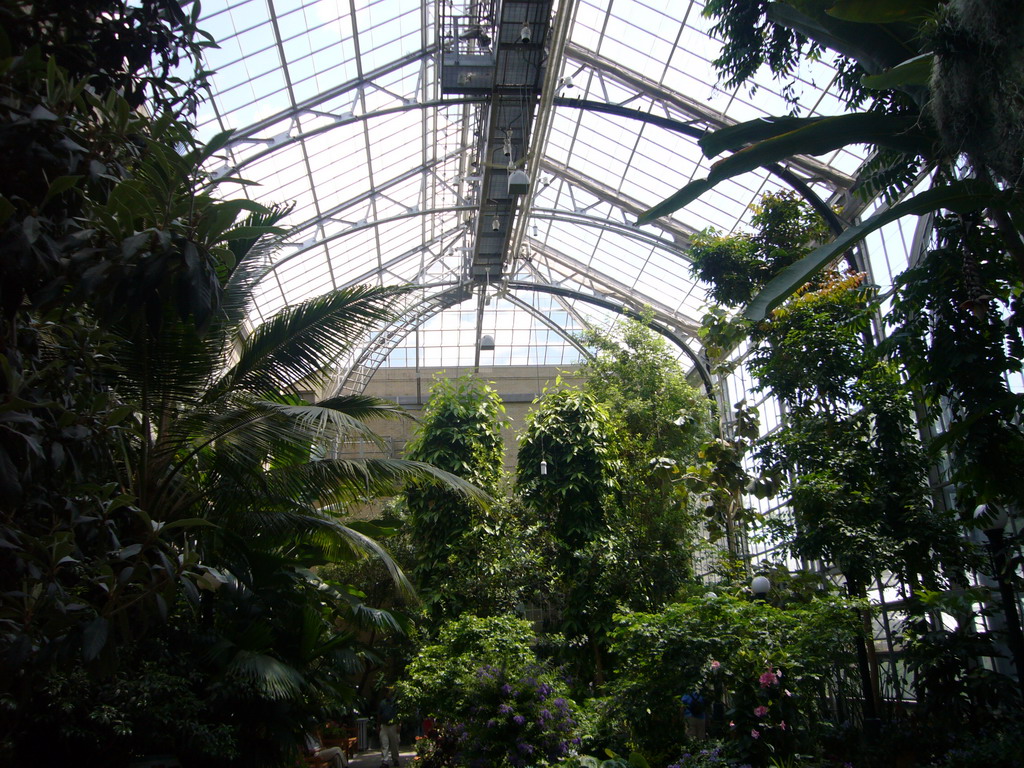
505 281 713 394
336 280 713 396
529 208 688 257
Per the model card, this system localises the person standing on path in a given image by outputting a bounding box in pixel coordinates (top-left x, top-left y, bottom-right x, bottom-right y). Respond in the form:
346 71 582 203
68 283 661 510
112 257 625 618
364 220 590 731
378 687 401 768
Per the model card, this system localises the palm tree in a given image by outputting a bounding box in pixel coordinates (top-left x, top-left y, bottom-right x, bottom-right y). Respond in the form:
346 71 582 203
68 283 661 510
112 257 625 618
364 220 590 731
88 206 491 764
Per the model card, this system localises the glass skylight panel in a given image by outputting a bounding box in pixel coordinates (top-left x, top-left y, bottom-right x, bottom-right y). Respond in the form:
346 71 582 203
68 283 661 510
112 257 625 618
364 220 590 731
190 0 872 374
279 264 334 304
863 218 916 298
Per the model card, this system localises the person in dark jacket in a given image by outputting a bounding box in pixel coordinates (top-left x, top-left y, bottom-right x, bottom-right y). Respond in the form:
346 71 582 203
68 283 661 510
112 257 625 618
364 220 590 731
377 688 401 767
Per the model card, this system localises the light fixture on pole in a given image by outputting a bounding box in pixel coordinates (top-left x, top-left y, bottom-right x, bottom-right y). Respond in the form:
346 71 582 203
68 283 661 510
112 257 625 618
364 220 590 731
751 575 771 600
478 334 495 351
974 503 1024 698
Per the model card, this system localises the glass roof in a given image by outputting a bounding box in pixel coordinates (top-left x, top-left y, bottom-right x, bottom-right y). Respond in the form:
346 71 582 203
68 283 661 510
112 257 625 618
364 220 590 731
195 0 863 387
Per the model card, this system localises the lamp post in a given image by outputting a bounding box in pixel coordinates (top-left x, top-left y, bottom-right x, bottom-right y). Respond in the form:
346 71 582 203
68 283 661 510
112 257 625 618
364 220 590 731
974 504 1024 700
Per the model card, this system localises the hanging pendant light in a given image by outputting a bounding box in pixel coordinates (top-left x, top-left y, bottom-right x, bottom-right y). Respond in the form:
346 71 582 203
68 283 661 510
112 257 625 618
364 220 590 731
508 168 530 195
540 459 548 475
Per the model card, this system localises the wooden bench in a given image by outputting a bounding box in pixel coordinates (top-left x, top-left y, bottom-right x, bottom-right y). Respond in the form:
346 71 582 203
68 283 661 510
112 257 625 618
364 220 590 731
343 735 358 760
323 733 359 760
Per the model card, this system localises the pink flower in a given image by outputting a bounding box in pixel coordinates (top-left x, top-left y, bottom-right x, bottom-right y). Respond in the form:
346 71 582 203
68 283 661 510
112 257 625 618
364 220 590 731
750 729 760 739
779 721 787 731
729 721 735 728
758 670 779 688
784 689 793 697
710 660 721 670
754 705 768 718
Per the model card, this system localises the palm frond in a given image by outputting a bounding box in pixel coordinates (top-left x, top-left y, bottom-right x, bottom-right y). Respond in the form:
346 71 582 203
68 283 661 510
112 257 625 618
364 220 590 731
303 516 416 600
112 315 221 416
340 599 411 635
226 649 306 700
287 457 493 507
257 399 407 450
219 203 295 334
209 285 409 401
316 394 416 423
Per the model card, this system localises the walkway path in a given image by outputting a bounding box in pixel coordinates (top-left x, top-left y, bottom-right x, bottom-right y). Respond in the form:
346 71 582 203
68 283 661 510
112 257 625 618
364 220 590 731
347 746 417 768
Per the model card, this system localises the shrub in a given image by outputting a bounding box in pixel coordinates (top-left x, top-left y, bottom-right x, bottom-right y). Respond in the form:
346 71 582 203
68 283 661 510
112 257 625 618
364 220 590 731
607 591 861 765
460 665 579 767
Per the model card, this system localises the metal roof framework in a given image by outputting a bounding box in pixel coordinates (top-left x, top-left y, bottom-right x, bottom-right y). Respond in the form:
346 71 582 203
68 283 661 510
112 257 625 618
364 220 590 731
195 0 865 383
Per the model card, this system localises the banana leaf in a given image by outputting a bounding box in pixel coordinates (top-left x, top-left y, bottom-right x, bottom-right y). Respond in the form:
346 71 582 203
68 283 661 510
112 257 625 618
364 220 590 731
861 53 933 90
768 3 919 75
638 112 926 225
826 0 944 24
743 179 1010 322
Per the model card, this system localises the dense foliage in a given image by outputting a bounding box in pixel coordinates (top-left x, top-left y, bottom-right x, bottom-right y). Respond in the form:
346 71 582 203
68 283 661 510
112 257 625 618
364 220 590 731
401 615 540 722
886 214 1024 507
0 2 481 764
608 590 862 766
578 316 715 610
517 385 619 684
688 193 831 308
405 376 523 622
402 614 581 768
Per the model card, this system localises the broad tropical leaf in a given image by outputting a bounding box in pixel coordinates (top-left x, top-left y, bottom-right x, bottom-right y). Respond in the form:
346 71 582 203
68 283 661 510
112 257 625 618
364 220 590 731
743 180 1011 321
638 113 927 225
767 2 919 75
826 0 944 24
698 115 813 159
861 53 933 90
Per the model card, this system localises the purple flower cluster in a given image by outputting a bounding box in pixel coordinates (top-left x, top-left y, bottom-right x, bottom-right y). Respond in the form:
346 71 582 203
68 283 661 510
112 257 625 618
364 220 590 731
455 664 580 768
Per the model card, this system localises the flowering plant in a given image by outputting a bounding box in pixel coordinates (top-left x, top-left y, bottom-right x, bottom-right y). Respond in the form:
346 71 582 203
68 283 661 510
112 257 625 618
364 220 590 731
413 724 466 768
459 664 580 767
607 590 861 765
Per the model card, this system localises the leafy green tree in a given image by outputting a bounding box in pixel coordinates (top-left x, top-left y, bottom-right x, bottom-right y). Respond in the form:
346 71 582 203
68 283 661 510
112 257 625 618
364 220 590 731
689 191 973 731
752 273 965 593
405 376 514 622
518 385 617 553
518 384 618 684
687 192 832 308
577 315 715 610
688 193 966 595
